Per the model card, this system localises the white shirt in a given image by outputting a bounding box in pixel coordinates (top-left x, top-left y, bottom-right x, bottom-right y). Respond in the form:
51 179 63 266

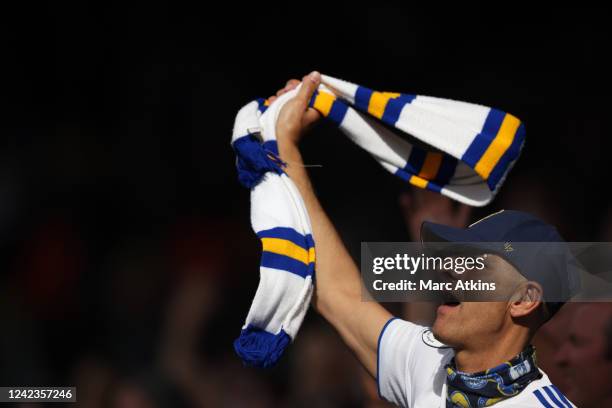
377 318 576 408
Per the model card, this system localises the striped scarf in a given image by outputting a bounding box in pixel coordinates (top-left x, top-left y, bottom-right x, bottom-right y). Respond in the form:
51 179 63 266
231 75 525 368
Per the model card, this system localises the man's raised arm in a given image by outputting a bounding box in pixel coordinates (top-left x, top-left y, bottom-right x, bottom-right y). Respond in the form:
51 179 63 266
272 72 392 376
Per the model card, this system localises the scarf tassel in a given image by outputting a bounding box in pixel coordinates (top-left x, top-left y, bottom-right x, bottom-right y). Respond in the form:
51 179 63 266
233 325 291 368
232 134 285 189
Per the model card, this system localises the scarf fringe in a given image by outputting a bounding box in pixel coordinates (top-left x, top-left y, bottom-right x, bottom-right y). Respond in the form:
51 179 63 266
233 325 291 368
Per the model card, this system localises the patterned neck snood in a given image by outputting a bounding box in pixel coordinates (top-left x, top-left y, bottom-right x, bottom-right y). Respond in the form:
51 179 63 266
445 345 542 407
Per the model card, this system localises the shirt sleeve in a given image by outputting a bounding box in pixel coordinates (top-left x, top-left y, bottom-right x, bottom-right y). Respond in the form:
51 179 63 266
377 317 449 407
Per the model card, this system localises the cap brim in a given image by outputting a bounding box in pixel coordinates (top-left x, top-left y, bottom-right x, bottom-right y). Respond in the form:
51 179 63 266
420 221 480 244
420 221 495 257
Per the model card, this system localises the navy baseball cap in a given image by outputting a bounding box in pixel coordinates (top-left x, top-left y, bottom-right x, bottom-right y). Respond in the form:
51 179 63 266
420 210 581 316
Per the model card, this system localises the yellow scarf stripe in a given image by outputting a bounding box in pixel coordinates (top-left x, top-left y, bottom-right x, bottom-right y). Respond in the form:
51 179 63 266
261 237 315 265
312 90 337 117
367 91 401 119
409 175 429 189
474 113 521 179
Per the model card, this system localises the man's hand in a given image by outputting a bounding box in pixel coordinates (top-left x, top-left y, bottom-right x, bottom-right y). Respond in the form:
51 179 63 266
272 71 322 148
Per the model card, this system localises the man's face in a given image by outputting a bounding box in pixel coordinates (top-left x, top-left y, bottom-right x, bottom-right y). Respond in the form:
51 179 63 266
431 254 523 349
555 304 612 407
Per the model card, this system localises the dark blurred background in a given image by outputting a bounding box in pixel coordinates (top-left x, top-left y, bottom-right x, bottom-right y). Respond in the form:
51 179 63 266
2 5 611 407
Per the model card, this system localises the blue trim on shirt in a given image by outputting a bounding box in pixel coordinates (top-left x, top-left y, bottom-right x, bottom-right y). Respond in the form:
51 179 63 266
543 386 567 408
534 389 554 407
550 385 572 408
376 317 399 399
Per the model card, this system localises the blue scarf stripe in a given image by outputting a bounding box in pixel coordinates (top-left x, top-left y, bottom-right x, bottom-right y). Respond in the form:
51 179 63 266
404 147 427 175
260 252 314 278
353 86 417 127
434 154 459 186
257 227 314 251
327 98 349 125
258 227 315 278
256 98 269 113
306 261 315 278
381 94 416 125
354 86 374 112
486 122 526 190
393 168 411 182
394 165 449 194
308 90 350 126
461 108 506 168
427 182 442 193
395 147 458 194
308 89 318 107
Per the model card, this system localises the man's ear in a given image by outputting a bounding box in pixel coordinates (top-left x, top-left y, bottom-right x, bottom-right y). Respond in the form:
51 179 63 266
509 281 543 318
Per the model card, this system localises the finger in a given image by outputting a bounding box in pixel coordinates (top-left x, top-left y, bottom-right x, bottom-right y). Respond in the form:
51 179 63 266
295 71 321 107
267 96 277 104
275 78 303 97
285 79 300 89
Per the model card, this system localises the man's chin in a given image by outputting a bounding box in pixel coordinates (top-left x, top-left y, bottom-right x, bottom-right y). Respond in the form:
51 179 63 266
431 318 456 347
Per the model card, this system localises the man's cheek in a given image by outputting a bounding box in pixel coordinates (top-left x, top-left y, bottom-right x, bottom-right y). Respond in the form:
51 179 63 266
582 348 606 363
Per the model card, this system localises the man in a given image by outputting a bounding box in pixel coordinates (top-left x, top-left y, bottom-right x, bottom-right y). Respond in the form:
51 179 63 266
270 72 577 407
555 303 612 407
